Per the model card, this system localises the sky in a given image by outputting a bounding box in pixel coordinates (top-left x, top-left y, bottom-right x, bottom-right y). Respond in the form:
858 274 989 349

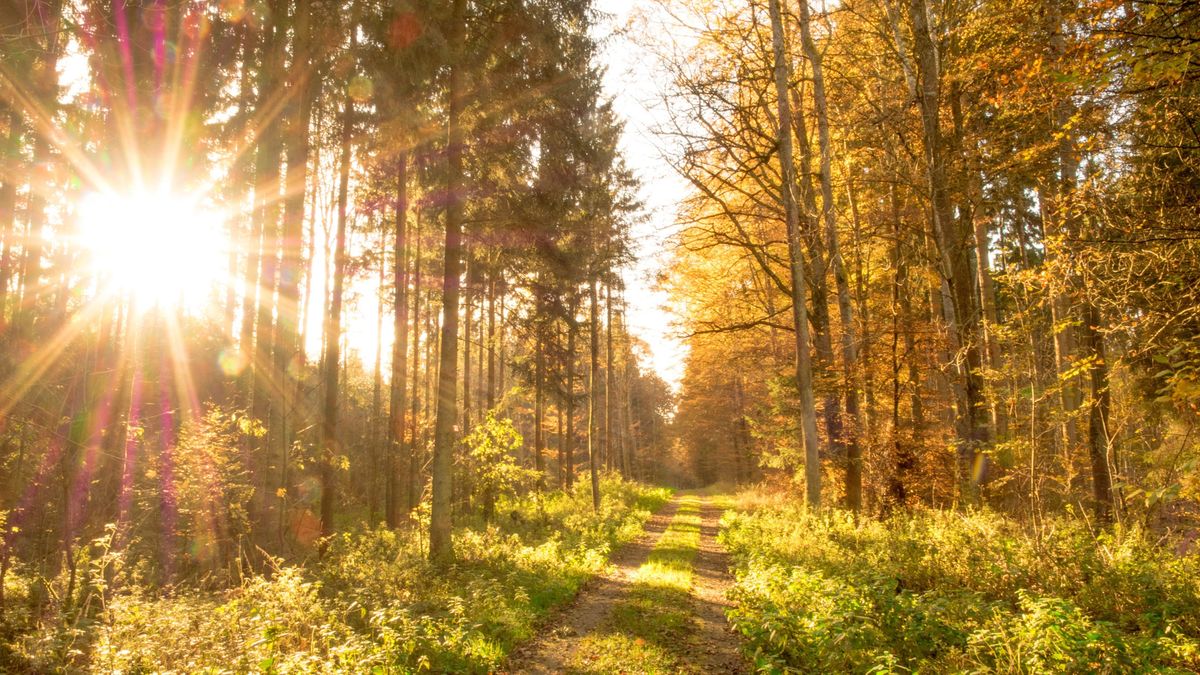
593 0 691 390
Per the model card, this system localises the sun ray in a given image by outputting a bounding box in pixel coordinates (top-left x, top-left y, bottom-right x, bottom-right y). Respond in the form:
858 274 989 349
163 309 204 425
0 293 113 421
0 62 118 197
69 338 132 534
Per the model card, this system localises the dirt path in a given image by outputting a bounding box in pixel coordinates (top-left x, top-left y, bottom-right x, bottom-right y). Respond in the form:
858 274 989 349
504 497 682 674
678 498 747 673
503 495 747 674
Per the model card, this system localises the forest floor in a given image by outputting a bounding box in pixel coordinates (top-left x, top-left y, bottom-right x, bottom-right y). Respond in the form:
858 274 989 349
504 494 748 674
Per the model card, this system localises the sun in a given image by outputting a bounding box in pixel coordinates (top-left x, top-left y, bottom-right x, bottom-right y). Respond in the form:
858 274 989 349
77 188 227 311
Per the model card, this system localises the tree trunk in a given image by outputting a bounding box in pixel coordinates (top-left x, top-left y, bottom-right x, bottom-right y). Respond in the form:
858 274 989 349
0 107 19 324
798 0 863 511
319 34 356 540
487 277 496 410
973 198 1006 443
1084 302 1114 520
619 293 633 477
1044 196 1083 473
462 254 472 435
555 322 565 487
557 386 566 488
254 0 287 457
241 0 283 532
476 271 485 421
887 184 916 507
847 154 877 501
909 0 989 501
275 0 313 532
116 314 142 551
425 277 435 430
388 156 410 526
498 286 507 404
371 233 385 525
298 93 323 373
566 303 578 490
625 347 638 480
408 200 423 516
1045 0 1098 509
768 0 822 507
535 302 546 488
587 277 601 512
16 0 63 333
429 0 466 563
605 284 615 473
792 87 843 478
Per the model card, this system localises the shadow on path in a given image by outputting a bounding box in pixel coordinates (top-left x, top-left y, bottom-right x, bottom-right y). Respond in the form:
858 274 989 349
681 498 747 673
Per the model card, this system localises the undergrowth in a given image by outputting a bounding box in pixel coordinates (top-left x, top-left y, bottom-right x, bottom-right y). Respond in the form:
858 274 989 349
3 476 670 673
721 497 1200 673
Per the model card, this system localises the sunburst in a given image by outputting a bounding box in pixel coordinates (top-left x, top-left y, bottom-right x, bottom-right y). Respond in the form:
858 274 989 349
76 186 229 311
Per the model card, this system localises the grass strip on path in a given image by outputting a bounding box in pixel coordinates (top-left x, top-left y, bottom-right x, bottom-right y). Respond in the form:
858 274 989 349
568 495 703 674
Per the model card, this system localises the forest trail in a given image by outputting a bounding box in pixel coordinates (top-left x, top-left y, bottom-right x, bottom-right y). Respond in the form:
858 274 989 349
686 498 747 673
504 494 747 674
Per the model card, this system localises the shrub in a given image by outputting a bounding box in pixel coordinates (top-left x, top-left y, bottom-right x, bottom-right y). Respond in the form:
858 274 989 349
721 500 1200 673
63 475 670 673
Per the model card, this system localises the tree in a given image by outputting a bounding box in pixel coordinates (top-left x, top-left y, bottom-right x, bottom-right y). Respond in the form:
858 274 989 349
768 0 822 507
429 0 467 563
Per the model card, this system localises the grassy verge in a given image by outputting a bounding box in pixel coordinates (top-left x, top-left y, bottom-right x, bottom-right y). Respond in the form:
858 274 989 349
569 495 702 674
5 477 670 673
721 493 1200 673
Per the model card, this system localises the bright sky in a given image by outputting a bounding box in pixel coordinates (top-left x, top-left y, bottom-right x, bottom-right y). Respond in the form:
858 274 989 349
594 0 691 390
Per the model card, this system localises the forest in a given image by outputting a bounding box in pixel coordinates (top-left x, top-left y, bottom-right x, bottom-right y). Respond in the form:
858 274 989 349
0 0 1197 671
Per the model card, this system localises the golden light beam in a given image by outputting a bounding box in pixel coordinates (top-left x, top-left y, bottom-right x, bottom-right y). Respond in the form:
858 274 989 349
0 62 118 198
0 290 115 422
162 309 204 426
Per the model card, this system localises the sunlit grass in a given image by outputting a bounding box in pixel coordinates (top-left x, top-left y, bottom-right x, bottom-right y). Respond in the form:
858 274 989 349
6 477 670 672
721 501 1200 673
568 632 679 674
